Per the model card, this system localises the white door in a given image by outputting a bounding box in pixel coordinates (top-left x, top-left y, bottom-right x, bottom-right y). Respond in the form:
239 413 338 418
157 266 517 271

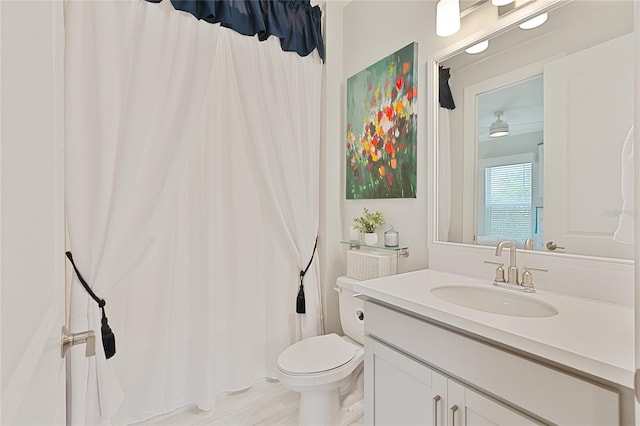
1 1 66 425
544 33 634 259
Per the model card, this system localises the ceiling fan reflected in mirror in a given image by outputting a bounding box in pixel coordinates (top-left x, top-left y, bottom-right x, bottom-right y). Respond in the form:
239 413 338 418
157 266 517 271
489 111 510 138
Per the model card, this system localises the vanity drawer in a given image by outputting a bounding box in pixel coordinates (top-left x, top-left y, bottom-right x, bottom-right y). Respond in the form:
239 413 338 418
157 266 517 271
365 301 620 426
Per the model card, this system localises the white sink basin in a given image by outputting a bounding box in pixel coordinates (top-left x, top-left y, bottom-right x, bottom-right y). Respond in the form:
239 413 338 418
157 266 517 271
431 285 558 318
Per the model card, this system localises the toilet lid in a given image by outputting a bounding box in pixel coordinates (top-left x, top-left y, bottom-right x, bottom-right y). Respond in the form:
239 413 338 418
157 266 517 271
278 333 357 374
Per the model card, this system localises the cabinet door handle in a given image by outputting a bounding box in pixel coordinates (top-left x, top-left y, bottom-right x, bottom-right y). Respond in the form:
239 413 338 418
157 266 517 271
433 395 441 425
449 404 459 426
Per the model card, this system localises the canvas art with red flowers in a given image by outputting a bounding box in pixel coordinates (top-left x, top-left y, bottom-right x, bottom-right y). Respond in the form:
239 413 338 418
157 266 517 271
346 42 418 199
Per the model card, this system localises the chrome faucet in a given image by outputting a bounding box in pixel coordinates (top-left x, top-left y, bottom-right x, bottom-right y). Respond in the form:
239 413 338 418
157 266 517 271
495 240 518 285
485 240 547 293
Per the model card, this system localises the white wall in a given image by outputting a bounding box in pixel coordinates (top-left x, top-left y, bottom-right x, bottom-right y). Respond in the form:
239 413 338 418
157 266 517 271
341 1 432 276
321 1 350 334
322 1 434 334
321 1 513 333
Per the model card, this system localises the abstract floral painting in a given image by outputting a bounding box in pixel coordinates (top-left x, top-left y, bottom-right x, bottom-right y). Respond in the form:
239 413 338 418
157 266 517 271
346 42 418 199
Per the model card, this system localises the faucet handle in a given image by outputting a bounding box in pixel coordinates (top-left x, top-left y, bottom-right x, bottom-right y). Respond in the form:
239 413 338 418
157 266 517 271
521 266 547 290
484 260 505 283
523 266 548 272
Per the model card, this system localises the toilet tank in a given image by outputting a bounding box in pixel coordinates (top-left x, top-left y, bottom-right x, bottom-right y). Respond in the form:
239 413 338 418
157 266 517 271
336 276 365 345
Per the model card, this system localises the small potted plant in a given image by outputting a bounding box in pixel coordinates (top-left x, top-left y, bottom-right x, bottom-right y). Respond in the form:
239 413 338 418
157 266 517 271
353 208 385 245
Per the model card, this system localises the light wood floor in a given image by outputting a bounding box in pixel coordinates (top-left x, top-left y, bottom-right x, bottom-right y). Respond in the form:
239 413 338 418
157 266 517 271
138 378 364 426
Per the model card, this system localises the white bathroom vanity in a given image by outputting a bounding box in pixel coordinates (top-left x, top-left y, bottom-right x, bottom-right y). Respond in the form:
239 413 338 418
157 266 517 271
353 269 634 425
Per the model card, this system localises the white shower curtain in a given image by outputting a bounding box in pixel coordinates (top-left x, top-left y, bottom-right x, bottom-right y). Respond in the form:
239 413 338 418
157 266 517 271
65 1 220 422
225 30 323 340
64 1 323 424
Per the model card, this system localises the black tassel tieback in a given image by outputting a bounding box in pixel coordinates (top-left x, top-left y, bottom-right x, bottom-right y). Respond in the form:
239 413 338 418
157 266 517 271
100 304 116 359
66 251 116 359
296 280 306 314
296 236 318 314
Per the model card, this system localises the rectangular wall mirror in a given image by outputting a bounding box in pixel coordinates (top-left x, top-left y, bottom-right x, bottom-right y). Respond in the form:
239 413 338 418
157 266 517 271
436 0 635 260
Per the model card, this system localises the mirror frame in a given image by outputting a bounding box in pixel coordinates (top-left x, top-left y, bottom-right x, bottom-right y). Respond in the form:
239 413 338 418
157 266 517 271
426 0 635 266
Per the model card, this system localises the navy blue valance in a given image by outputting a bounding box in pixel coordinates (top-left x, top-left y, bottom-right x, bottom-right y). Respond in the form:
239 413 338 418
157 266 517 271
144 0 325 61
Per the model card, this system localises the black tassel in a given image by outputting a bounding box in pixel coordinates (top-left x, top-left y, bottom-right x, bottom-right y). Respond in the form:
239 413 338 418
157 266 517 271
101 307 116 359
65 251 117 359
296 237 318 314
296 283 306 314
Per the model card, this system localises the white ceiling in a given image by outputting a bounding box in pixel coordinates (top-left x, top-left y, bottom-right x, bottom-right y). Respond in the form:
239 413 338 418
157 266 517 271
477 75 543 143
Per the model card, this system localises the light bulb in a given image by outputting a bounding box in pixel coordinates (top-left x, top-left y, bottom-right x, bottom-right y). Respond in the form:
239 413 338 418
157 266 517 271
436 0 460 37
492 0 515 6
519 13 548 30
465 40 489 54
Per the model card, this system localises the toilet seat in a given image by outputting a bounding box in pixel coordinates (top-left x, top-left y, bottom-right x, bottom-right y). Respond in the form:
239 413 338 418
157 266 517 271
278 333 358 375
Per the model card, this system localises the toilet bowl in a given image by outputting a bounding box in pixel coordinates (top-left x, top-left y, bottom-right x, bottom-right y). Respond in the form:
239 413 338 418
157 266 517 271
277 276 364 426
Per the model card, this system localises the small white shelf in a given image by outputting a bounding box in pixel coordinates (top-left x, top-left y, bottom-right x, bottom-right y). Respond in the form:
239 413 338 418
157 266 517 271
340 240 409 257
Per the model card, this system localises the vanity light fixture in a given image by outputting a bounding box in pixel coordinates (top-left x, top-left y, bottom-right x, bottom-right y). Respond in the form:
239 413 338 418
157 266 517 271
519 12 548 30
489 111 510 137
436 0 461 37
465 40 489 54
492 0 515 6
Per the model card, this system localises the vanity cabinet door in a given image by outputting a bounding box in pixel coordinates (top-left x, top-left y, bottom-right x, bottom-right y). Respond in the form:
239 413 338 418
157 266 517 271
447 379 465 426
456 380 539 426
367 338 447 425
366 337 539 426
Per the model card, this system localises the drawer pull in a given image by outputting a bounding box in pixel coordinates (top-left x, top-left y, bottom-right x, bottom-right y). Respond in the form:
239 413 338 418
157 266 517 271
449 404 458 426
433 395 441 425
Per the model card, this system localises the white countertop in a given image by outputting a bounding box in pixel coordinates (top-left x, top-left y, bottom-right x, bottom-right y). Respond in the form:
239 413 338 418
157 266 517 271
353 269 635 389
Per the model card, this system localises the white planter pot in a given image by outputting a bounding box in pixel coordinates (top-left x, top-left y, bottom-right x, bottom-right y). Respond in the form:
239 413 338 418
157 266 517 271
364 232 378 245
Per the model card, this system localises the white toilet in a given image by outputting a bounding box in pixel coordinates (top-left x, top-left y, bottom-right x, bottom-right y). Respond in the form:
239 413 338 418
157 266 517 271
277 276 365 426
